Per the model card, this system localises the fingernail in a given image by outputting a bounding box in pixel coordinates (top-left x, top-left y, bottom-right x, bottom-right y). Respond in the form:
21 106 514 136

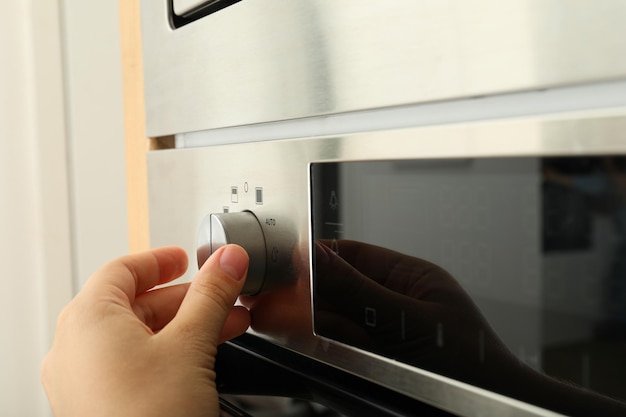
219 245 248 281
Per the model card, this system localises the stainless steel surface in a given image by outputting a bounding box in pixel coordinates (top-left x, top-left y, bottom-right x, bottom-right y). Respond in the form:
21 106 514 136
176 80 626 148
147 111 626 417
141 0 626 137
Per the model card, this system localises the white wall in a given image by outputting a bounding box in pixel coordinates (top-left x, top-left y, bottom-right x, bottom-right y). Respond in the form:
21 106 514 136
0 1 128 416
60 0 129 288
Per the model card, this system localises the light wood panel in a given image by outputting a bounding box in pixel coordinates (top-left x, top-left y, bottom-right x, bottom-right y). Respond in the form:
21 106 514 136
119 0 151 252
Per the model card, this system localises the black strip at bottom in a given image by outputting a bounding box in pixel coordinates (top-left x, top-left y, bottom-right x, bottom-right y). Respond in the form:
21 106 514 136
216 334 455 417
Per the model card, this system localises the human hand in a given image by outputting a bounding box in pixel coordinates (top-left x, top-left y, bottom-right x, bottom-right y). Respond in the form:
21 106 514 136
41 245 251 417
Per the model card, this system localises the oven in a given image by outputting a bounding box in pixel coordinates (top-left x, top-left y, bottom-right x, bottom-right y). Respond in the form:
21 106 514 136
140 1 626 416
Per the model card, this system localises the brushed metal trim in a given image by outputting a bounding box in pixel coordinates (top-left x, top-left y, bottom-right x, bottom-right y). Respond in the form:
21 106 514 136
147 112 626 417
176 80 626 148
141 0 626 137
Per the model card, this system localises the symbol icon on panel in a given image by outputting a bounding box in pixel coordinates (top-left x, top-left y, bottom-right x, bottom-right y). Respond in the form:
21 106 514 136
231 186 238 203
437 322 444 348
255 187 263 205
331 239 339 254
365 307 377 327
329 190 338 210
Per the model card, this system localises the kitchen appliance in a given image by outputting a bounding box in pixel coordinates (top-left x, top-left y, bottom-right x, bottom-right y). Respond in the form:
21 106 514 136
140 1 626 416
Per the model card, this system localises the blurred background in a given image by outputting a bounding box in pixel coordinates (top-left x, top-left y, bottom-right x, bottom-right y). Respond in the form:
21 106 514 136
0 1 128 415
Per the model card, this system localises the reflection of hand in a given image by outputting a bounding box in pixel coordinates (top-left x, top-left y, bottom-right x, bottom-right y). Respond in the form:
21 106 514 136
41 245 250 417
245 239 626 416
314 240 516 388
239 241 314 340
315 240 626 416
244 239 517 385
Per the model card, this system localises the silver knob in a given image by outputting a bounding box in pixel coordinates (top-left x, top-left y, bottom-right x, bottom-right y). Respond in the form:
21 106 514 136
197 211 266 295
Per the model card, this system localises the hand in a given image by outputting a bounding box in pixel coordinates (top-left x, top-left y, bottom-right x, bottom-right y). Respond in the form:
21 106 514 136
41 245 251 417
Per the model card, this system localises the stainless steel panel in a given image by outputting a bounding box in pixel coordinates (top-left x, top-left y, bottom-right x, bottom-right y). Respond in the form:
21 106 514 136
176 80 626 148
147 111 626 417
141 0 626 137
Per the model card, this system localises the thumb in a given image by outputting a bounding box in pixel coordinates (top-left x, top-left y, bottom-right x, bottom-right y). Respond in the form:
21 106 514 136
167 244 249 347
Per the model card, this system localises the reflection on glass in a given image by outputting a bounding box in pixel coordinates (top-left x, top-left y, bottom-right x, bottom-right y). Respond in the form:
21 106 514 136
308 157 626 416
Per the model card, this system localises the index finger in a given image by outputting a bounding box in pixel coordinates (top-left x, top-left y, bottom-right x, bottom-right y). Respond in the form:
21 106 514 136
82 246 188 305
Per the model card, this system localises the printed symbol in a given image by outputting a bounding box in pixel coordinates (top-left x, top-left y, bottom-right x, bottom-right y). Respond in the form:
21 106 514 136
365 307 377 327
331 239 339 254
223 206 229 213
244 182 249 193
437 323 444 348
271 246 279 262
255 187 263 205
231 186 238 203
329 191 338 210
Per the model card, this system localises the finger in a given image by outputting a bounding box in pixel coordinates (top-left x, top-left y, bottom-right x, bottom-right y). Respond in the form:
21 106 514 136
132 282 191 332
83 247 188 305
166 244 249 347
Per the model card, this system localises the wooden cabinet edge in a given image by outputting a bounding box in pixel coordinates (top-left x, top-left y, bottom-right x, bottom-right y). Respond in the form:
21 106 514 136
119 0 151 253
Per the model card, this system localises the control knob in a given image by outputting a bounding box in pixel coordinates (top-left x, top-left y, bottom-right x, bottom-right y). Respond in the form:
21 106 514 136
197 211 266 295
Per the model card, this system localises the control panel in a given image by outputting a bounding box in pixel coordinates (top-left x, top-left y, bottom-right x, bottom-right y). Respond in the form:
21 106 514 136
196 183 296 296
